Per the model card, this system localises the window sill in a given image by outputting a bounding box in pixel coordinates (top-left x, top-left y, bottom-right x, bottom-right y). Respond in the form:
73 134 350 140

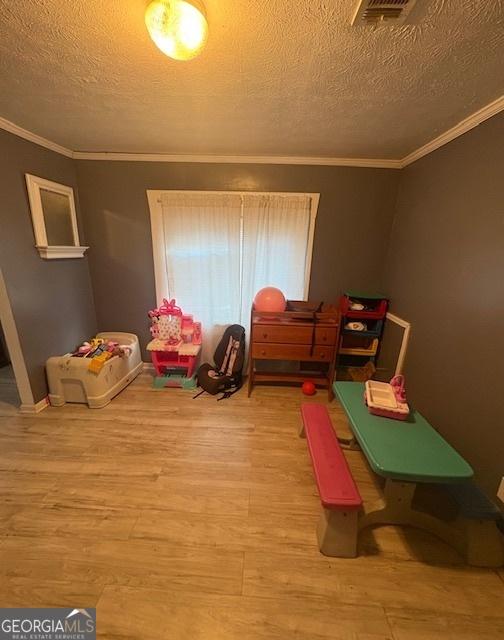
36 245 89 259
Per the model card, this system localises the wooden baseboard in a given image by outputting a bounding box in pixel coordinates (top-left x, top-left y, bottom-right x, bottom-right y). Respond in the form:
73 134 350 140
20 396 49 414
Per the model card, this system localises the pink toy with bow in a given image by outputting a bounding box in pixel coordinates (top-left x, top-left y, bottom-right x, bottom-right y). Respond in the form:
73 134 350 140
149 299 183 344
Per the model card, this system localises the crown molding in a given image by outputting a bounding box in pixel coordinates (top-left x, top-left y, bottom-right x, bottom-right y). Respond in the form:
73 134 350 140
1 94 503 168
72 151 401 168
401 94 504 167
0 115 73 158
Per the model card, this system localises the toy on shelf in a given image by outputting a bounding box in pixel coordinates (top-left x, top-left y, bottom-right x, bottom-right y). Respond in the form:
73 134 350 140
343 319 383 338
344 321 367 332
341 296 388 319
337 292 388 380
147 299 202 388
365 375 410 420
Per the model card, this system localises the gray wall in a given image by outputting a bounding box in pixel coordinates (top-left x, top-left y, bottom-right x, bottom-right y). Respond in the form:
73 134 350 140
383 112 504 499
0 130 97 402
75 161 399 356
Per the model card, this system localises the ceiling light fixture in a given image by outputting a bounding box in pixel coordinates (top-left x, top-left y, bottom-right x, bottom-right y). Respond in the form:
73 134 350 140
145 0 208 61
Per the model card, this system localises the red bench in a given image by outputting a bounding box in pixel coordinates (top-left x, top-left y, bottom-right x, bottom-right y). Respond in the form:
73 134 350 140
300 403 362 557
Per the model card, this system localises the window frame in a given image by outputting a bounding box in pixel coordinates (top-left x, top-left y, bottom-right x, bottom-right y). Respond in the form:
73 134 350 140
146 189 320 305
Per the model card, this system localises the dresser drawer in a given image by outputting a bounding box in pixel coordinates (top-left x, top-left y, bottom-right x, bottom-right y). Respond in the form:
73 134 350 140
309 345 335 361
314 327 338 345
252 343 310 360
252 343 334 362
252 324 312 344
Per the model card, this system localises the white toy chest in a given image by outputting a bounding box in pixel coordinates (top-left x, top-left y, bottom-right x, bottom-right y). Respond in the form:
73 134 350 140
46 332 143 408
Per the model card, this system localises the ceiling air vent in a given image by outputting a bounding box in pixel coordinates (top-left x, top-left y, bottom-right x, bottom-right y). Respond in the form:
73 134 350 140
351 0 418 26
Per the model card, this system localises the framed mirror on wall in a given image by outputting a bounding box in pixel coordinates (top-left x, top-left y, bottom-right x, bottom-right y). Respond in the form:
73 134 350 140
25 174 89 259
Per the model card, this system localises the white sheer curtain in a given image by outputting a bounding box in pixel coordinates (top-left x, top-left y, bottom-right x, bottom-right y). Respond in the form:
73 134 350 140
161 192 242 361
159 191 314 362
240 194 312 323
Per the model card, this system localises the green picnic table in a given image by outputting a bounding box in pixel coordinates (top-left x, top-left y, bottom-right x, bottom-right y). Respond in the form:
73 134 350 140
334 381 473 483
331 382 502 567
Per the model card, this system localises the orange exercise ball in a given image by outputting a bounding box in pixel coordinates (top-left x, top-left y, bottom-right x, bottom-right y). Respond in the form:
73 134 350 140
253 287 286 313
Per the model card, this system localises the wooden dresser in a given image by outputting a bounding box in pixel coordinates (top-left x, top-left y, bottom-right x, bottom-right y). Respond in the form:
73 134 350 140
247 302 340 400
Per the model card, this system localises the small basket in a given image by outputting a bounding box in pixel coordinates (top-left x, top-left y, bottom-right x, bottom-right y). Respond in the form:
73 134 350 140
340 295 388 319
342 318 383 338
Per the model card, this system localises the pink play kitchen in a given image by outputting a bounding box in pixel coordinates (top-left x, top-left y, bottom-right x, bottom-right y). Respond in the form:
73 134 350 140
147 298 202 387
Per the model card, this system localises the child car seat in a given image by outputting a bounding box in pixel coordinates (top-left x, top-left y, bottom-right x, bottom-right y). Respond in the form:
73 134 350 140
195 325 246 400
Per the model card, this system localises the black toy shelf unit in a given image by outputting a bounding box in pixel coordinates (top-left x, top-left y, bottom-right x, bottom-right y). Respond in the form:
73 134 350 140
337 292 388 377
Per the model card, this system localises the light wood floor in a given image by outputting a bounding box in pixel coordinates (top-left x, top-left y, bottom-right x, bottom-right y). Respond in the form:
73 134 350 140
0 371 503 639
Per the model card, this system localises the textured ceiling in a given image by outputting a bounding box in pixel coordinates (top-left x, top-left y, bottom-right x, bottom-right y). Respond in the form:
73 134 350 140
0 0 503 158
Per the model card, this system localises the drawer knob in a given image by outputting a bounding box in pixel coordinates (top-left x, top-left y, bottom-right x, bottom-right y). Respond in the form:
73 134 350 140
320 353 325 359
322 335 327 341
262 333 268 339
261 350 266 356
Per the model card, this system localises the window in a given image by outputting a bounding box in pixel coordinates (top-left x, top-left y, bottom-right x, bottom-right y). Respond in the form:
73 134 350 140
147 190 319 358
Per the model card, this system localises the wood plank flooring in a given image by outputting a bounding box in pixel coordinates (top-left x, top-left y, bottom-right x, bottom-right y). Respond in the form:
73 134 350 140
0 371 503 639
